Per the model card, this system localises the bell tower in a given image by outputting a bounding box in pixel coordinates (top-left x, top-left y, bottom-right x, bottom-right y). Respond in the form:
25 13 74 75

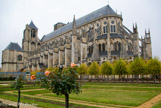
22 21 39 52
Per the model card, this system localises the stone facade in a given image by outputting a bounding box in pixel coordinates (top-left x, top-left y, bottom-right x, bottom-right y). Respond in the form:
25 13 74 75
1 5 152 72
2 42 25 72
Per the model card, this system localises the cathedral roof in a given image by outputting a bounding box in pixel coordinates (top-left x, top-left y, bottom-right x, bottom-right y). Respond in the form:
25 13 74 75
29 21 38 30
4 42 24 51
42 5 117 42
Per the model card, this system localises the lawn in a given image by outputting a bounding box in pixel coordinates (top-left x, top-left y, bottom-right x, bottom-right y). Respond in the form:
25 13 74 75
152 100 161 108
0 82 161 108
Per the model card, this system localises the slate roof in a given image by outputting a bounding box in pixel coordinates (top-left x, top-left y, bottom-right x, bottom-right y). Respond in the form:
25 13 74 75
4 42 24 51
29 21 38 30
97 34 124 40
42 5 117 42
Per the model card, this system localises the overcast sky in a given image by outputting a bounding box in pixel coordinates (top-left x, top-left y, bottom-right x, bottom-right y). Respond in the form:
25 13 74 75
0 0 161 67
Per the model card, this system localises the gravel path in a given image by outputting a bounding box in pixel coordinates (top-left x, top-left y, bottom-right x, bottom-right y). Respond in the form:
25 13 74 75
136 93 161 108
0 98 40 108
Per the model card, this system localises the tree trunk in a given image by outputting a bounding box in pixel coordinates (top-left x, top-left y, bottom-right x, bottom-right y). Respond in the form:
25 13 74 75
65 93 69 108
17 90 20 108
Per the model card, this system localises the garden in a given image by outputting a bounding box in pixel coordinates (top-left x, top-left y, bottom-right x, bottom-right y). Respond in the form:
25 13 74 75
0 57 161 108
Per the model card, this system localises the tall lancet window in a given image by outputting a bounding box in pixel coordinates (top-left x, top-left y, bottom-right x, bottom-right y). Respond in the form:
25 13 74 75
31 29 35 37
118 42 121 51
99 44 102 52
111 20 116 33
102 43 105 52
103 21 108 34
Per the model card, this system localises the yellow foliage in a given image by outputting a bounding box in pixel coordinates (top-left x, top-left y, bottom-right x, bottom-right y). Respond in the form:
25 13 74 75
30 70 40 76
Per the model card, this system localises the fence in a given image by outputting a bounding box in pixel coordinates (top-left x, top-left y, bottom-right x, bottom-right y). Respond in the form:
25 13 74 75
0 72 27 79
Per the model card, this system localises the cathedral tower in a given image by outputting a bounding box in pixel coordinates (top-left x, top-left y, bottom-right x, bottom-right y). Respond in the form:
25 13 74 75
144 29 152 59
22 21 40 53
132 23 140 57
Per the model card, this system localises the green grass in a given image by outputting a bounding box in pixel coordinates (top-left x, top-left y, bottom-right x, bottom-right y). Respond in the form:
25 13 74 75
82 85 161 92
84 82 161 87
16 90 50 95
0 94 64 108
44 89 159 107
1 83 161 107
0 93 97 108
152 100 161 108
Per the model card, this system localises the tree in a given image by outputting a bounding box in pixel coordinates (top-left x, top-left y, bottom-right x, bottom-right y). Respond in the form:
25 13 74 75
41 65 81 108
12 76 24 108
77 64 88 80
130 58 145 81
88 61 100 79
114 59 127 81
100 61 112 80
146 58 161 82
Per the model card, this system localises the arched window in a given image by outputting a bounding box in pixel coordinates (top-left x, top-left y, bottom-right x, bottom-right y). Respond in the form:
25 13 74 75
31 42 36 51
102 43 105 52
118 43 121 51
114 25 116 32
31 29 35 37
111 25 113 32
17 55 22 61
106 25 108 33
103 26 106 33
99 44 101 52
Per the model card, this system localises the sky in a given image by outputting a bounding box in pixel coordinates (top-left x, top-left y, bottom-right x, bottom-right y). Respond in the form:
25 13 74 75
0 0 161 67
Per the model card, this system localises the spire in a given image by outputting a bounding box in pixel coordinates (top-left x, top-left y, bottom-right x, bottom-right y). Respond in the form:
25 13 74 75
135 22 137 29
145 29 147 38
72 15 77 36
29 21 38 30
148 28 151 36
145 29 147 34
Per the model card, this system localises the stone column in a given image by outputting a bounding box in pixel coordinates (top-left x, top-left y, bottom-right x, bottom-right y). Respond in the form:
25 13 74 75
65 44 71 67
107 21 111 60
53 48 59 67
80 37 87 64
59 46 65 66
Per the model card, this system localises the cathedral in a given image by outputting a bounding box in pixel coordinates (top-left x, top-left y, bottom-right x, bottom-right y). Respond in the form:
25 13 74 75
1 5 152 72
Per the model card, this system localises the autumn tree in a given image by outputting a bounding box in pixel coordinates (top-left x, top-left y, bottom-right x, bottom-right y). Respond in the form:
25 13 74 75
88 61 100 79
114 59 127 81
100 61 112 80
77 64 88 80
130 58 145 81
146 58 161 82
